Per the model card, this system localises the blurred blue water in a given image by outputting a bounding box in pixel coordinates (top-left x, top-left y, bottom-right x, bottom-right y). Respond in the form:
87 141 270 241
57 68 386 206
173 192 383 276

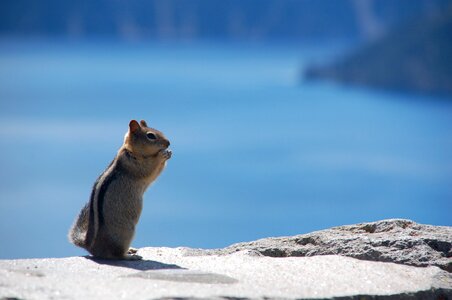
0 39 451 259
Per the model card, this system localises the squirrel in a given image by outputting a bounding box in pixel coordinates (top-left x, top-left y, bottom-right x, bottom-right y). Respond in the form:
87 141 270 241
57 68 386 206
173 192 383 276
68 119 172 260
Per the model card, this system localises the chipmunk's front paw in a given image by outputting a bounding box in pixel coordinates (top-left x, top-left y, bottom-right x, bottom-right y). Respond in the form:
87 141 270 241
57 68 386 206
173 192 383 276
159 149 172 160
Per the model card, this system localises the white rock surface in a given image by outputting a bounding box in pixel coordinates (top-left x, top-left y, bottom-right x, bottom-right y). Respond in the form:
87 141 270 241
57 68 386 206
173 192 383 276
216 219 452 273
0 247 451 300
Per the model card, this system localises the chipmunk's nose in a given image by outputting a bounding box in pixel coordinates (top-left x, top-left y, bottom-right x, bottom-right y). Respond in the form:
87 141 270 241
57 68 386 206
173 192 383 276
165 140 170 148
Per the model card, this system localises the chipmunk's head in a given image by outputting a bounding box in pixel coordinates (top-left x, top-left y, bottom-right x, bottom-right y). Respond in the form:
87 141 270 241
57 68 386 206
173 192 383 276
124 119 170 157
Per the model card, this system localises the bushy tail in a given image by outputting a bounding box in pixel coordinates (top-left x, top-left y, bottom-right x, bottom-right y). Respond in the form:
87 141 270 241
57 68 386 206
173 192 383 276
68 203 89 248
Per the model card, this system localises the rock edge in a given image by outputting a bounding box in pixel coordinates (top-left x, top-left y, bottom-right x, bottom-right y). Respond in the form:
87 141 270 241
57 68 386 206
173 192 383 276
0 219 451 300
202 218 452 273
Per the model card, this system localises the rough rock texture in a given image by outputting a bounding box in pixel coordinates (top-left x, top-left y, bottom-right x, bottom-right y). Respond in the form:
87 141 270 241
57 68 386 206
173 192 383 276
210 219 452 273
0 248 451 300
0 219 451 300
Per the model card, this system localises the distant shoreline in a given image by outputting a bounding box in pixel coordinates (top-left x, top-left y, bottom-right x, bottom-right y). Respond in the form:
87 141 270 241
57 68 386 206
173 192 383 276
304 8 452 98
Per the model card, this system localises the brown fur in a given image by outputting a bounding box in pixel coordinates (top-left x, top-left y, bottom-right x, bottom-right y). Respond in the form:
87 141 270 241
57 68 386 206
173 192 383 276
68 120 171 260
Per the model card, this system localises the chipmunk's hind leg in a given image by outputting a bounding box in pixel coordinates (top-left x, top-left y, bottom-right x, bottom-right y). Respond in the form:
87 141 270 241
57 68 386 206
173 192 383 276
90 235 142 260
111 244 142 260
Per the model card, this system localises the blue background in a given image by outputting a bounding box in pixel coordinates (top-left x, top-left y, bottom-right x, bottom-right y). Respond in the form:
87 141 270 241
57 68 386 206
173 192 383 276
0 1 451 259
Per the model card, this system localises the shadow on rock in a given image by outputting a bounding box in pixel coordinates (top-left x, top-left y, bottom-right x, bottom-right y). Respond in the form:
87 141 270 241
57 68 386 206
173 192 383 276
85 256 184 271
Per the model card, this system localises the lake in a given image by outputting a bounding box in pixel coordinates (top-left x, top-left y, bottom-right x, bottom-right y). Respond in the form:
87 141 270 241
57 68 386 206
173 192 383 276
0 39 451 259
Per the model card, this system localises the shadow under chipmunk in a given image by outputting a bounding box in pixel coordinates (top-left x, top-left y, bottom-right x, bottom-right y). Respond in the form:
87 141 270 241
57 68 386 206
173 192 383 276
85 256 238 284
85 256 184 271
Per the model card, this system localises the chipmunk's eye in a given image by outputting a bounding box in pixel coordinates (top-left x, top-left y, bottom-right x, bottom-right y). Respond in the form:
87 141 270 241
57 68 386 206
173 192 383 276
146 132 157 140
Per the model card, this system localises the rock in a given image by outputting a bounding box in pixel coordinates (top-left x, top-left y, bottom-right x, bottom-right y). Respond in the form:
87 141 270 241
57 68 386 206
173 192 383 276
0 248 451 300
212 219 452 273
0 219 451 300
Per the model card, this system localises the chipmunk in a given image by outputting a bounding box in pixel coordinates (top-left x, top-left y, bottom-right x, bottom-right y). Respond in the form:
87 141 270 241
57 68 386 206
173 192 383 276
68 119 172 260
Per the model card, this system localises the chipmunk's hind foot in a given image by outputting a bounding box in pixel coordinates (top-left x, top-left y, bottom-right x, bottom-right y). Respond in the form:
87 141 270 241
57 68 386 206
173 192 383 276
127 247 139 254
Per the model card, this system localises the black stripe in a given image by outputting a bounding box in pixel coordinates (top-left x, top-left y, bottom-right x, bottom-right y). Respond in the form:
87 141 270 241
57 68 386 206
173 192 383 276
85 177 101 246
96 170 118 226
85 159 117 246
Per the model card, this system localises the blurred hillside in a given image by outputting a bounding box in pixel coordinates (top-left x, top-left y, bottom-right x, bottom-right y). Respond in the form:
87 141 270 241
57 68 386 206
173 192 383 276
305 6 452 96
1 0 450 41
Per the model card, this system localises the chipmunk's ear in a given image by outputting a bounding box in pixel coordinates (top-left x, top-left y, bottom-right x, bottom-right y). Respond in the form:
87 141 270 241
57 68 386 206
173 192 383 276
140 120 148 128
129 120 141 133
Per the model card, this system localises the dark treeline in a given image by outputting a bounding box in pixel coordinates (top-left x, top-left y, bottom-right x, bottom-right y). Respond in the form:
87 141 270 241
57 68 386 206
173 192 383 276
1 0 450 40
